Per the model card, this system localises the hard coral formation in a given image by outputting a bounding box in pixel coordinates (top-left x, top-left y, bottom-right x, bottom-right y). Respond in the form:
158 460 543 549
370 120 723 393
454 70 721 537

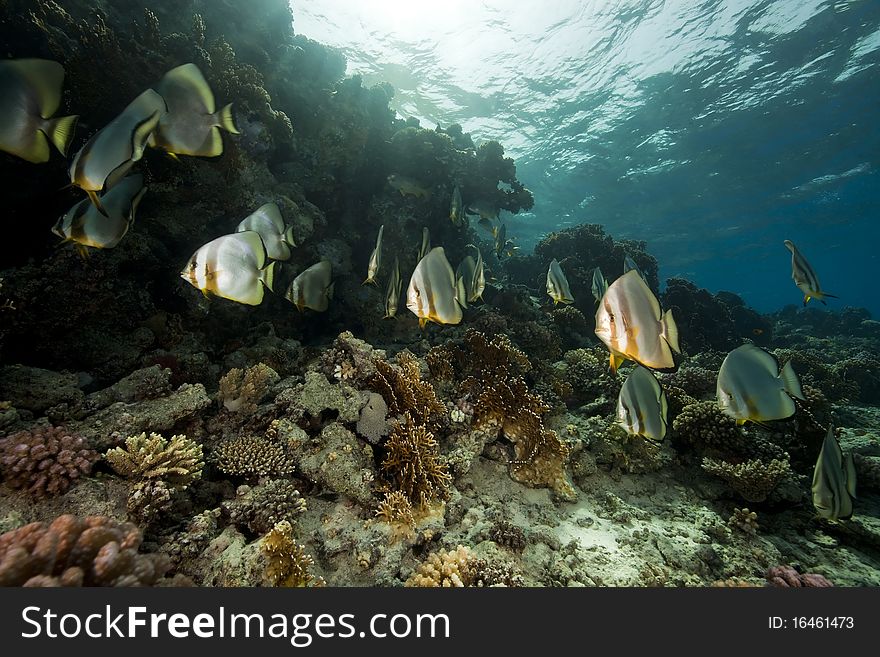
375 490 416 536
405 545 473 587
371 352 445 428
381 414 451 508
0 426 98 498
261 520 324 587
765 565 833 587
218 363 279 413
213 435 295 479
702 456 791 503
728 508 759 535
0 515 171 586
225 481 307 536
672 401 744 451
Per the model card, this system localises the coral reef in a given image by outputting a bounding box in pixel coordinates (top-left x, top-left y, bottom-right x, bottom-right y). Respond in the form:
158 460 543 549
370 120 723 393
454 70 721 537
225 480 307 537
371 352 445 428
213 435 295 479
261 520 324 587
702 457 791 503
672 401 745 451
728 508 759 535
374 490 416 536
765 565 833 587
0 426 98 498
218 363 279 413
380 413 451 508
405 545 474 587
0 514 171 586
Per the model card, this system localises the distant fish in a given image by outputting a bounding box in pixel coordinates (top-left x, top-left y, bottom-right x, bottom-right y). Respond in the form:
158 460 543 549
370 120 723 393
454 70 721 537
449 184 464 226
455 255 476 309
812 425 856 521
407 246 463 328
69 89 166 215
466 198 499 220
286 260 334 312
547 259 574 305
467 244 485 302
783 240 837 306
363 224 384 285
592 266 608 303
418 226 431 262
494 222 507 258
388 174 430 198
595 270 680 372
384 256 401 318
617 365 668 442
623 255 647 283
181 231 276 305
716 343 805 425
53 174 146 255
236 202 294 261
149 63 239 157
0 58 78 163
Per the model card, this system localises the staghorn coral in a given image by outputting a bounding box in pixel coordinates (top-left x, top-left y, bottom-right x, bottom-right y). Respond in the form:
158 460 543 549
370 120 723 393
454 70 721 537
0 515 171 586
381 414 451 508
218 363 279 413
371 352 445 428
262 520 324 587
105 432 204 488
766 565 833 587
225 481 307 536
728 508 759 535
0 426 98 498
702 456 791 503
672 401 745 451
374 490 416 538
213 435 295 479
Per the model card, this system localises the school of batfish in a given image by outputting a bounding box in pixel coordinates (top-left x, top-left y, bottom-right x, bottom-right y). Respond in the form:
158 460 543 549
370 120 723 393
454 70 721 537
0 56 851 522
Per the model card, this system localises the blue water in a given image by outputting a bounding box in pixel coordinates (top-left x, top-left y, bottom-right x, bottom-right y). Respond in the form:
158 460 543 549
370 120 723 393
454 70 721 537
293 0 880 316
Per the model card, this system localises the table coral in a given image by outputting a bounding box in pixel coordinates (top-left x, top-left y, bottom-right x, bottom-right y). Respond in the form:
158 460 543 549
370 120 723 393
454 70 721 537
0 514 171 586
0 426 98 498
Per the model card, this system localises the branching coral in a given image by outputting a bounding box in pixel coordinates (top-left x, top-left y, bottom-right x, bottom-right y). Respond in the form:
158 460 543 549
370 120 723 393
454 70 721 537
105 431 204 526
374 490 416 539
371 352 445 428
489 520 527 552
105 432 204 487
262 520 324 587
225 480 307 536
0 515 171 586
702 456 791 503
728 508 759 535
672 401 745 451
381 413 451 508
218 363 279 413
213 436 295 478
405 545 522 587
0 426 98 498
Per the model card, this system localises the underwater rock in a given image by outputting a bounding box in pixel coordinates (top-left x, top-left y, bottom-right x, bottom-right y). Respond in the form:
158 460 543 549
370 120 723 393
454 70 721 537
281 420 376 507
276 370 363 426
86 365 172 410
199 525 264 587
0 364 84 415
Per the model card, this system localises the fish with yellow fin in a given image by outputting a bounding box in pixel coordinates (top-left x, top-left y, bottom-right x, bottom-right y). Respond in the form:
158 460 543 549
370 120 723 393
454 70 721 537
53 174 146 256
149 63 239 158
595 270 680 372
236 202 294 261
783 240 837 306
592 266 608 303
716 344 805 425
466 198 499 220
449 184 464 226
467 244 485 302
363 224 384 285
407 247 464 328
69 89 166 215
181 231 276 305
286 260 334 312
547 259 574 305
0 58 78 163
418 226 431 262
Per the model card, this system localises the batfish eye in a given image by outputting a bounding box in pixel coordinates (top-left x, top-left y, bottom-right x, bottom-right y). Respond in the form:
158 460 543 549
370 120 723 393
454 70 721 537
608 312 615 323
